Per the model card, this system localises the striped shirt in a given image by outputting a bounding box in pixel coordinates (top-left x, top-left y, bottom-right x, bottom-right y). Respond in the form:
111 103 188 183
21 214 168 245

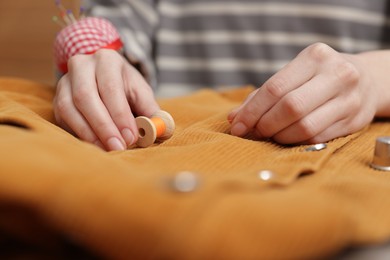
84 0 390 97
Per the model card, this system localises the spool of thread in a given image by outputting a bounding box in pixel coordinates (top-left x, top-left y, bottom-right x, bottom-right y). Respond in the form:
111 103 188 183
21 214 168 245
136 110 175 148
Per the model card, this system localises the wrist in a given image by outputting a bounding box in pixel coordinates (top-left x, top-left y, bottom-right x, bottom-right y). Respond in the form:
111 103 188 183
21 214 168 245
54 17 123 74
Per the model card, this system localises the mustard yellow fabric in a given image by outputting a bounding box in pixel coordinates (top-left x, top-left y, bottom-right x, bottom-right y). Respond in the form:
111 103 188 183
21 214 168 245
1 77 390 259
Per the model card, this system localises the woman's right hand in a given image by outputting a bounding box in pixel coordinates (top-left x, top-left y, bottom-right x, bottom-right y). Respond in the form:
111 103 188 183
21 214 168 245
53 49 160 151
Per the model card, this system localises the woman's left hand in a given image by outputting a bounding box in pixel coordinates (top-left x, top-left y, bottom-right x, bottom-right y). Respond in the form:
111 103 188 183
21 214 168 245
228 43 379 144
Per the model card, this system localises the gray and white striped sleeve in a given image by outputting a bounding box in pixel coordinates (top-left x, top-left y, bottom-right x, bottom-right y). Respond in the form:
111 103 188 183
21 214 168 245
83 0 159 89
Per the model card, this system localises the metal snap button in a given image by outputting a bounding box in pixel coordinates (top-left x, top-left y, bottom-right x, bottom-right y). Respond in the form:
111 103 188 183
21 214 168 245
171 171 199 192
304 143 327 152
258 170 275 181
370 136 390 171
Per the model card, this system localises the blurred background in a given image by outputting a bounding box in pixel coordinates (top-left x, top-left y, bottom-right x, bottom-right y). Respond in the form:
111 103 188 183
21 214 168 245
0 0 80 86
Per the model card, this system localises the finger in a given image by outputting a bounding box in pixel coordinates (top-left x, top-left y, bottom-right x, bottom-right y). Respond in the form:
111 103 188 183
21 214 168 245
302 118 362 144
227 89 259 122
230 46 322 137
302 119 352 144
304 104 373 144
271 97 349 144
53 74 99 144
54 113 76 136
255 73 340 138
95 53 137 146
123 64 160 117
57 116 105 149
68 55 126 151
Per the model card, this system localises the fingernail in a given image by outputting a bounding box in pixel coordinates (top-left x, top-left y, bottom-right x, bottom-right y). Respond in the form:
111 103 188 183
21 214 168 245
227 109 239 123
228 107 240 118
227 113 235 123
107 137 125 151
231 122 248 136
121 128 135 145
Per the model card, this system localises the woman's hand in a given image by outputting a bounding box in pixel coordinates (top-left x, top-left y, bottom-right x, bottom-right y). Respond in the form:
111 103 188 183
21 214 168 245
228 43 380 144
53 49 159 151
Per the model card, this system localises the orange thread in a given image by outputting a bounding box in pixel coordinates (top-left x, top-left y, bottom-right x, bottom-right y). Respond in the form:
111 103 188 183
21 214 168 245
151 117 166 137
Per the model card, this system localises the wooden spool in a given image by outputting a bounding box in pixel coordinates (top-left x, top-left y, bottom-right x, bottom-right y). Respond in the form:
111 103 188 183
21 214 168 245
135 110 175 148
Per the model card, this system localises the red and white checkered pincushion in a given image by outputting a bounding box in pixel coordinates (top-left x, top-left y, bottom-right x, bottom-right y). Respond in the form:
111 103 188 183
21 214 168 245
54 17 123 74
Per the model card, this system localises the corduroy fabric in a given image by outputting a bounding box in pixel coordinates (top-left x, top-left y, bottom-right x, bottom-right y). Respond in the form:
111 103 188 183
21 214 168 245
0 77 390 259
